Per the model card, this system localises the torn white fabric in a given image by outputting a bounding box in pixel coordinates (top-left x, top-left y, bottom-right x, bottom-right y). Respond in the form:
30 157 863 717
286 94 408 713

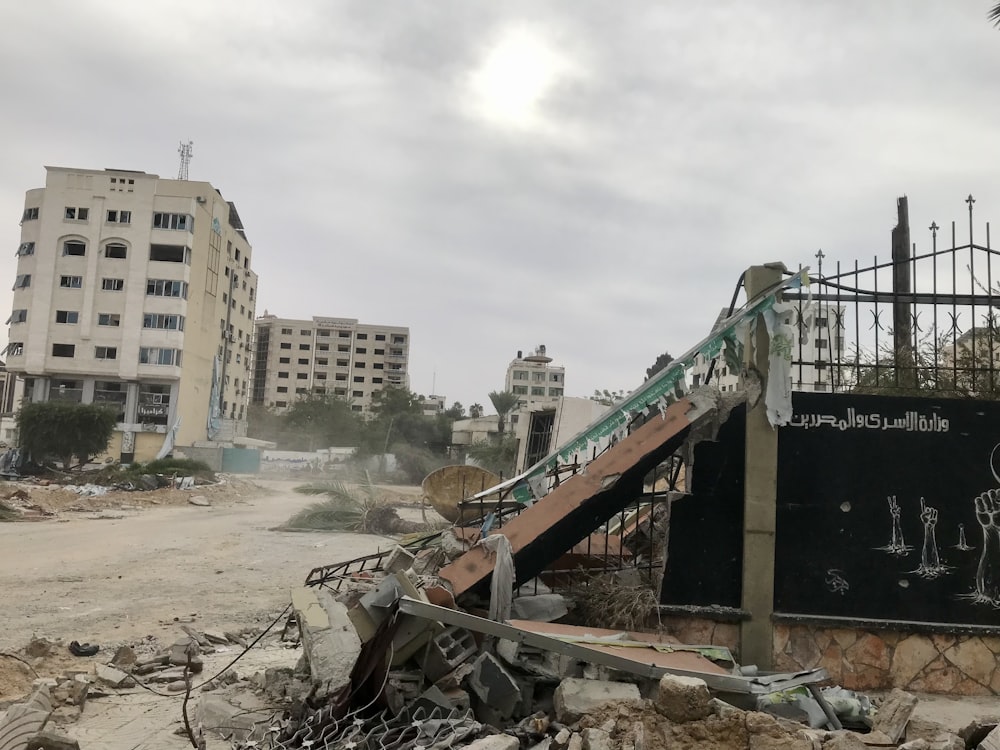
476 534 515 622
762 302 795 427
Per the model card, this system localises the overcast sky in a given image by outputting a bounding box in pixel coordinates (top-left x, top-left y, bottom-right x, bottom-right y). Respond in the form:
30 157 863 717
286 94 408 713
3 1 1000 411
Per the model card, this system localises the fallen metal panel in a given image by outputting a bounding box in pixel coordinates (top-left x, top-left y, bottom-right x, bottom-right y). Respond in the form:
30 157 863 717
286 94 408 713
397 596 829 695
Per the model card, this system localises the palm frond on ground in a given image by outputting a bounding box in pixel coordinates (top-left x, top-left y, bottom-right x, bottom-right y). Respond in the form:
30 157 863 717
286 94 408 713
284 476 431 535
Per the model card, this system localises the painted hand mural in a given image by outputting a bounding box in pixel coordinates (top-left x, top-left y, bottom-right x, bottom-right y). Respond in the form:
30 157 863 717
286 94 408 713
974 488 1000 605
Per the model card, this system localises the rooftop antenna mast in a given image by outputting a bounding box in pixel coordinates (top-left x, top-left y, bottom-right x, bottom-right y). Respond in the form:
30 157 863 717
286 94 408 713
177 140 194 180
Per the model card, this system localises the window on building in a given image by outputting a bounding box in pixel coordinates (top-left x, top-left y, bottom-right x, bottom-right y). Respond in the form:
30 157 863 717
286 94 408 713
299 329 311 336
95 346 117 360
351 405 362 412
143 313 185 330
353 376 364 383
279 357 290 364
98 313 121 327
7 309 27 324
352 390 364 398
355 361 366 368
316 358 328 366
152 213 192 231
316 329 329 337
279 342 291 350
52 343 76 357
17 242 34 256
816 317 829 328
63 240 86 256
234 248 241 261
550 373 563 382
296 373 308 380
59 275 82 288
299 343 310 351
315 372 327 380
512 385 528 394
275 400 288 408
816 339 828 349
150 244 190 263
373 363 384 370
277 386 288 393
139 347 181 366
102 278 124 291
13 274 31 289
106 209 131 224
104 243 127 259
335 374 347 381
375 334 386 341
549 387 563 397
373 348 384 355
64 207 89 221
280 327 292 335
316 343 329 351
372 377 383 384
392 335 406 344
297 358 309 365
513 371 528 380
389 349 404 357
532 372 545 382
55 310 79 324
355 347 366 354
6 342 23 356
336 358 349 367
22 207 39 221
51 378 83 402
338 331 350 338
278 372 289 379
138 383 171 425
94 381 126 421
145 279 188 298
531 387 545 396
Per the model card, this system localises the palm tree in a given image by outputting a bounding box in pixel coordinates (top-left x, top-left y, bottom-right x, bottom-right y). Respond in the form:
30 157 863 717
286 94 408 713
488 390 520 434
469 403 484 419
991 3 1000 25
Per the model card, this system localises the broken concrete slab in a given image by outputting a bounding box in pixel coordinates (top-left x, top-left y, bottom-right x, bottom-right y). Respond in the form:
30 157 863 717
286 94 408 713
291 586 362 701
0 685 53 750
24 731 80 750
384 545 416 574
463 735 519 750
553 677 641 724
512 593 568 623
823 732 869 750
467 653 522 722
580 727 612 750
655 674 712 723
980 724 1000 750
904 718 963 750
94 664 135 689
871 688 917 744
196 694 271 743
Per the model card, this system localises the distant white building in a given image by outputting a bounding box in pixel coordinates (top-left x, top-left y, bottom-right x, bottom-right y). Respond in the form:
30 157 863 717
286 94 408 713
505 345 565 412
688 305 846 393
420 394 446 417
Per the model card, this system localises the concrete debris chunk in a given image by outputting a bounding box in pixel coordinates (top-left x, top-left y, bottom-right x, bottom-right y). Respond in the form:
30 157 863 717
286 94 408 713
899 741 931 750
95 664 135 689
463 735 520 750
870 688 917 744
384 545 417 573
422 626 477 682
25 731 81 750
655 674 712 723
580 727 612 750
0 685 52 749
291 586 362 701
467 653 522 723
980 724 1000 750
553 677 641 724
822 731 869 750
512 593 569 622
188 495 210 506
109 645 136 668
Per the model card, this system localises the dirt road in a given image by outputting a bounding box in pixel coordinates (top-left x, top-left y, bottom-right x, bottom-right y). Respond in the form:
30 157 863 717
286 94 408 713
0 479 394 653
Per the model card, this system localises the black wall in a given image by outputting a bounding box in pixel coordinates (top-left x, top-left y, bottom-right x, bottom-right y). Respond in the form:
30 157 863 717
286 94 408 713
660 408 745 608
776 392 1000 627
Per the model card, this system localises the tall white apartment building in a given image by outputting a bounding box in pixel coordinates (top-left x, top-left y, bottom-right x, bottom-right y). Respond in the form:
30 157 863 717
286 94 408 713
505 345 565 410
252 315 409 414
6 166 258 462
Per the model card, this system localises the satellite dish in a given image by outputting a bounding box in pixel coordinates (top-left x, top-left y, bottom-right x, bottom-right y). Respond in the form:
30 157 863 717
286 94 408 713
421 465 501 523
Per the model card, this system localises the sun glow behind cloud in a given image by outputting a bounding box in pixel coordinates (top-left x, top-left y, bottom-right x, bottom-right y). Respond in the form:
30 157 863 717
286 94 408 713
468 27 571 131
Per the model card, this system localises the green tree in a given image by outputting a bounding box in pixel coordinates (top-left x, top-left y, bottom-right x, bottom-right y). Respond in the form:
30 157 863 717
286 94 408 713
444 402 465 419
488 390 520 434
18 401 117 470
467 434 518 477
469 403 484 418
590 388 625 406
284 395 361 449
645 351 675 381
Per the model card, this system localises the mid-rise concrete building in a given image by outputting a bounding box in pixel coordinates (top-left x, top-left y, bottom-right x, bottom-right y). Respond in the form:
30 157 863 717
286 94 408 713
6 166 258 462
252 315 409 414
505 345 565 410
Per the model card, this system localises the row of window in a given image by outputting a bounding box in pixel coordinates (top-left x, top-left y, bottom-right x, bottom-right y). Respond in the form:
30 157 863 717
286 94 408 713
275 343 402 357
276 327 405 345
7 344 181 365
12 275 189 298
7 309 184 330
276 373 386 384
511 370 563 382
511 385 564 397
20 207 194 231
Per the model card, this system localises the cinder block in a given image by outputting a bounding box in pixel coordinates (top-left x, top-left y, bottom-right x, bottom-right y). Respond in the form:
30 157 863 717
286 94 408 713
422 626 477 682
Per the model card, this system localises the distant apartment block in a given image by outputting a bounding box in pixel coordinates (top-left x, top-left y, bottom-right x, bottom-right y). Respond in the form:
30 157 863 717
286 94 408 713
5 166 258 461
252 315 409 414
505 345 565 409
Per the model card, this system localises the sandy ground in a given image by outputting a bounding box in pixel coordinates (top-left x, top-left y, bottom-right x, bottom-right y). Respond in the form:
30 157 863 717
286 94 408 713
0 477 428 704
